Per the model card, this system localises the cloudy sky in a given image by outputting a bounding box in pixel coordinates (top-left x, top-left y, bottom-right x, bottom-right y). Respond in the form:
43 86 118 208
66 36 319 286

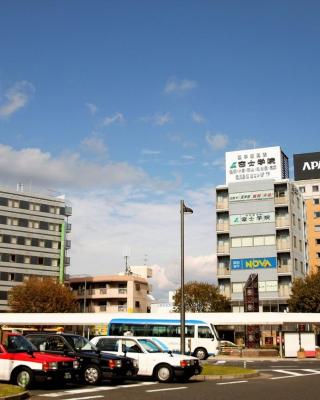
1 1 320 300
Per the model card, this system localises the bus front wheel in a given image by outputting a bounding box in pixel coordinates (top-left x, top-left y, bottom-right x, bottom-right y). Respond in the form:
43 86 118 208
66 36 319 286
193 347 208 360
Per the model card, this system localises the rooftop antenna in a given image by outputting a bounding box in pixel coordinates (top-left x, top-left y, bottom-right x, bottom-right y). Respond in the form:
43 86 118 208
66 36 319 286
123 247 132 275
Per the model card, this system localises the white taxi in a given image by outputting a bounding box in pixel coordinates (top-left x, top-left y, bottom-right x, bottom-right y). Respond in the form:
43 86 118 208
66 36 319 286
90 336 202 383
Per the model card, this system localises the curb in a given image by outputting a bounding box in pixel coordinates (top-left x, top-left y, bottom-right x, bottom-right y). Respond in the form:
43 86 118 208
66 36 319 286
191 372 260 381
0 391 29 400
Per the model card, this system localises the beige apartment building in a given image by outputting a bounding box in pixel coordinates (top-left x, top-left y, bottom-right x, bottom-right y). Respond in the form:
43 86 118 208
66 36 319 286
293 152 320 275
0 185 72 311
68 271 153 313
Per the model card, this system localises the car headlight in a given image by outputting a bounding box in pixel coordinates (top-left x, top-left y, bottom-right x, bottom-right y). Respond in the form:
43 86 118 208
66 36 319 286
73 360 80 369
109 359 122 369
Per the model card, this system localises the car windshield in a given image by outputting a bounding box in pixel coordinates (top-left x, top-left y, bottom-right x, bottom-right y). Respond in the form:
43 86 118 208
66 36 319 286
137 339 163 353
66 335 97 351
4 335 37 353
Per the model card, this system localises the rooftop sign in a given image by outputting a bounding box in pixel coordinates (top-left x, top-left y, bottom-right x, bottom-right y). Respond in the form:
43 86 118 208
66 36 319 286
293 152 320 181
225 146 289 184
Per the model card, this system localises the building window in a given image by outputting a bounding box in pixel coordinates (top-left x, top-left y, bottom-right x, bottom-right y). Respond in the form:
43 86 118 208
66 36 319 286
24 256 30 264
299 187 306 193
292 213 296 226
299 240 302 252
7 217 18 226
25 238 31 246
231 238 242 247
8 199 19 208
298 218 301 230
232 283 243 293
0 291 8 300
313 185 319 192
52 259 58 267
294 258 298 270
314 199 320 205
135 301 140 308
317 253 320 259
10 254 16 262
242 237 253 247
10 236 17 244
135 283 141 291
300 261 303 272
316 239 320 245
315 212 320 218
315 225 320 232
293 236 297 248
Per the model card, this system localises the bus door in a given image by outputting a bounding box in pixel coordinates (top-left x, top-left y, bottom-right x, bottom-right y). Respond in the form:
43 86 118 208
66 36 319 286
195 325 217 355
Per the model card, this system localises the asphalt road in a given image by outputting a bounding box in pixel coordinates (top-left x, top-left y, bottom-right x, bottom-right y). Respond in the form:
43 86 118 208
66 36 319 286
29 359 320 400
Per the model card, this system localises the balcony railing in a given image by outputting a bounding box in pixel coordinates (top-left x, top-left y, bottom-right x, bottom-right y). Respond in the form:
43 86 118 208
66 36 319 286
99 288 107 294
65 223 72 233
118 305 127 312
65 240 71 249
277 264 292 273
217 267 230 276
216 201 229 210
276 241 291 250
274 196 288 205
118 288 127 294
216 223 229 232
217 245 230 254
275 218 290 227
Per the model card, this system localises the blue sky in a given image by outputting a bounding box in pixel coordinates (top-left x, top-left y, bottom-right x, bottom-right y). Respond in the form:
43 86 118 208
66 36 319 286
1 1 320 299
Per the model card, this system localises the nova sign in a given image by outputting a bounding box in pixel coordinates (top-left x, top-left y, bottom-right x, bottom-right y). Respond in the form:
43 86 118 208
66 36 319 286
231 257 277 270
294 152 320 181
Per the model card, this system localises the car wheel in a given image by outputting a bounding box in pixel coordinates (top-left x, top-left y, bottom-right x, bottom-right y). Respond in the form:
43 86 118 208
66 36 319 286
13 367 34 389
83 364 101 385
193 347 208 360
155 364 173 383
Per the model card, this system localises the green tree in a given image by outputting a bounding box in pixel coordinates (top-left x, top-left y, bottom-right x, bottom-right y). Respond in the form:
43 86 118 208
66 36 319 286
173 281 231 312
288 271 320 312
8 277 79 312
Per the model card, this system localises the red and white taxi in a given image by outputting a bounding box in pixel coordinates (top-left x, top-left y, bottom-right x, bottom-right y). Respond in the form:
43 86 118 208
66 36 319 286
0 333 79 389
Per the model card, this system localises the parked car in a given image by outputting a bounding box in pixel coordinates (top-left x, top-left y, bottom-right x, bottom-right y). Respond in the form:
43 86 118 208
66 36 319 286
26 332 138 385
90 335 202 383
0 333 79 389
219 340 243 355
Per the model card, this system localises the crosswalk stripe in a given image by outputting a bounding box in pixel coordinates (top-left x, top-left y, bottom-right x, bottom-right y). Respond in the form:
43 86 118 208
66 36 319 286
273 369 303 376
301 369 320 374
39 382 158 397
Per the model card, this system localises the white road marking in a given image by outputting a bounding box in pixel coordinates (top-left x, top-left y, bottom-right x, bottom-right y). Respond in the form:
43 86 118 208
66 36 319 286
271 369 320 380
301 369 320 374
67 396 103 400
216 380 248 385
39 382 158 397
215 361 226 364
146 387 187 393
273 369 306 376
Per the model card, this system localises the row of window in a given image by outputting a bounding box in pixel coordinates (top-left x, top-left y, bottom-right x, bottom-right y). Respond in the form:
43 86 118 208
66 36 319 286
0 196 66 215
299 186 319 193
0 253 59 267
0 234 60 249
0 272 23 282
232 280 278 293
0 291 8 300
0 215 62 232
231 235 276 248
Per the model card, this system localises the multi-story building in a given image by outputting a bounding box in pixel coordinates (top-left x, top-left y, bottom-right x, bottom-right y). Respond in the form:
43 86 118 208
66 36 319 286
216 147 307 312
68 271 153 313
294 152 320 275
0 185 72 311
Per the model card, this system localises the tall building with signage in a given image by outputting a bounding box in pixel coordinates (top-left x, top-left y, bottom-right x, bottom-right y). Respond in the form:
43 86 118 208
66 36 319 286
0 185 72 311
216 147 307 312
293 152 320 275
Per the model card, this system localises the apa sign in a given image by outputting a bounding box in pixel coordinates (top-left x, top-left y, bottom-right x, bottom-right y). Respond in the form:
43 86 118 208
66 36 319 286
231 257 277 270
294 152 320 181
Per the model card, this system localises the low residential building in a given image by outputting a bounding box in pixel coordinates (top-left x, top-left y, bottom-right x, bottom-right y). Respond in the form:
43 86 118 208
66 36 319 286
68 272 153 313
0 185 72 311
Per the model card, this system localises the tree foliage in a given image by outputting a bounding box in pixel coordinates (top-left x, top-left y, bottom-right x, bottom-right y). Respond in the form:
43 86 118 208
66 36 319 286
8 277 79 312
288 271 320 312
173 281 231 312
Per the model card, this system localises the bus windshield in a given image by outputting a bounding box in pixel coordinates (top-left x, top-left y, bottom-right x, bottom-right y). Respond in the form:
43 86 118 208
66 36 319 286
211 324 220 341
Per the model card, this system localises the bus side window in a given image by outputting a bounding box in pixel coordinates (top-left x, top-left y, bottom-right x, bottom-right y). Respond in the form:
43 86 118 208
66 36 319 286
186 325 195 338
198 326 213 339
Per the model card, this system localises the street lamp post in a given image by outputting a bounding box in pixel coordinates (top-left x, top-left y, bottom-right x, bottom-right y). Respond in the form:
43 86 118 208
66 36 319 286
180 200 193 355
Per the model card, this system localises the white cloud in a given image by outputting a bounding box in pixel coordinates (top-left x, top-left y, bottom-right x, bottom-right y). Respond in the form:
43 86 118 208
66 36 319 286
81 134 107 156
237 138 259 150
192 112 206 124
164 78 198 94
181 155 195 161
206 133 229 150
141 112 172 126
68 185 217 300
0 81 35 118
141 149 161 155
85 102 98 116
0 144 154 190
102 112 125 126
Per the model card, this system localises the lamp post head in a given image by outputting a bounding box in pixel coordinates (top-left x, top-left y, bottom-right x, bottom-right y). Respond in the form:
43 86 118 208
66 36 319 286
183 204 193 214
